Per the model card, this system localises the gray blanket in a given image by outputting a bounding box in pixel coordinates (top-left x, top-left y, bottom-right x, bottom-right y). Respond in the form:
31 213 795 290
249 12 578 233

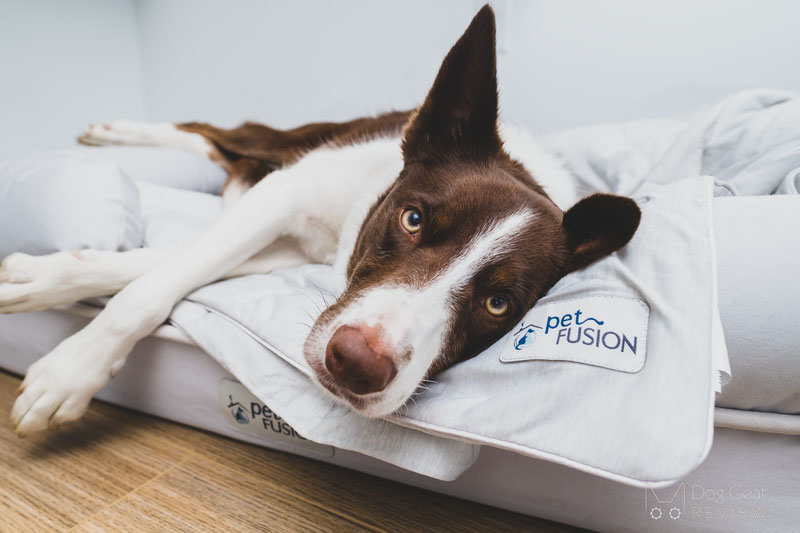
166 90 799 484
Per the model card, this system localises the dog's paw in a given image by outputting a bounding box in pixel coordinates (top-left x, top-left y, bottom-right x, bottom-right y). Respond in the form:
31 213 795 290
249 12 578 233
77 123 113 146
0 252 86 313
11 337 117 437
78 120 210 153
77 120 169 147
78 121 144 146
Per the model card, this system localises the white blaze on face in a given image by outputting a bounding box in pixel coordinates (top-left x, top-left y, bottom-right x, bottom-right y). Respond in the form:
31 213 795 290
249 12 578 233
318 210 534 416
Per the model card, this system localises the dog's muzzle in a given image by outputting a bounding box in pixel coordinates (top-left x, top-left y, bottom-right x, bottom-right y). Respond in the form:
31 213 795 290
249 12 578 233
325 324 398 395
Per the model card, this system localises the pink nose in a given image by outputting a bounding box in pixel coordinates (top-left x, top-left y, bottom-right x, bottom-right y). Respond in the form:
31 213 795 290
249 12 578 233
325 325 397 395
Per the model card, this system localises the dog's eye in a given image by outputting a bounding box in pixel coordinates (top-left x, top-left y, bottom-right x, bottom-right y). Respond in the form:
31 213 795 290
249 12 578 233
400 208 422 234
485 296 508 317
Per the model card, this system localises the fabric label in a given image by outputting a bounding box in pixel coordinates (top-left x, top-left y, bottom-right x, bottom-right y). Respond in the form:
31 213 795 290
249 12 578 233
500 295 649 373
218 379 334 457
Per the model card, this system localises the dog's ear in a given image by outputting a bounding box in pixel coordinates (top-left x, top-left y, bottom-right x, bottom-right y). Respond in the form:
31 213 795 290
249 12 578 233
562 194 642 273
402 5 502 163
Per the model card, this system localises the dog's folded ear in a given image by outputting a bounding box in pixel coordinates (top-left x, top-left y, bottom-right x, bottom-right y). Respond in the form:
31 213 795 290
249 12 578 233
402 4 503 163
562 193 642 273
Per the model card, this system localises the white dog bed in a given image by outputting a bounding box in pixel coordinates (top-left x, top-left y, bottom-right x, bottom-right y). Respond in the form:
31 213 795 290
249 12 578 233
2 90 799 531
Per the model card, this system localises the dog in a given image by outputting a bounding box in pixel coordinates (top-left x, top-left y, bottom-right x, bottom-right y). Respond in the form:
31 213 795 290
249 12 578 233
2 5 640 435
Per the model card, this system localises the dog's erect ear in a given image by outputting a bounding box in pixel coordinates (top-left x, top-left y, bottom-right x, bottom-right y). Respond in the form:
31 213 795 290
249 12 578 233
402 5 502 163
562 194 642 273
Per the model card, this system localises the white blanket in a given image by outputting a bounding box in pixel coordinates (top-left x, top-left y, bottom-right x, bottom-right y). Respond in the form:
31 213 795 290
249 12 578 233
162 90 800 484
169 177 727 485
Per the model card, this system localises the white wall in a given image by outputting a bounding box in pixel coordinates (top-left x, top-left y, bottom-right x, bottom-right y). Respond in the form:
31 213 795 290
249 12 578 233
134 0 479 128
501 0 800 132
0 0 145 152
1 0 799 152
135 0 800 133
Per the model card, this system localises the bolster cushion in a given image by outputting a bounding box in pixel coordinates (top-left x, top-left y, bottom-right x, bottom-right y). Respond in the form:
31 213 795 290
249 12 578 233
0 152 143 260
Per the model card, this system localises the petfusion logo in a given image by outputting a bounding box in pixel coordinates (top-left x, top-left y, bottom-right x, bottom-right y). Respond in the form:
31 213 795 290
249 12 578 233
500 296 648 372
227 395 250 424
513 323 542 350
218 379 335 457
515 309 638 355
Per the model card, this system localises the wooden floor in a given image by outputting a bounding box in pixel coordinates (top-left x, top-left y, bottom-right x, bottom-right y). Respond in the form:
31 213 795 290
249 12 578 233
0 371 584 532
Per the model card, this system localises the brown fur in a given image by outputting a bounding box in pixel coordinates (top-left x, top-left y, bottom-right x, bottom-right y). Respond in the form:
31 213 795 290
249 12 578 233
308 5 641 380
177 111 412 193
174 5 640 385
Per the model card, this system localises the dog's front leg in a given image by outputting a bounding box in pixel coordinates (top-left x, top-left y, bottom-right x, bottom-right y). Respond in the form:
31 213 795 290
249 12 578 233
10 171 302 436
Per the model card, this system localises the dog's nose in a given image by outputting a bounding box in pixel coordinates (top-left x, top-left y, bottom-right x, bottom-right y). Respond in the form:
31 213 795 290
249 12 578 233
325 325 397 395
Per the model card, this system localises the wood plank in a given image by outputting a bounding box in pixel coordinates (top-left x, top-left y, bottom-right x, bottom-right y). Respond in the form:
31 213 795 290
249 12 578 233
0 371 189 531
0 370 583 532
73 455 373 533
133 409 583 532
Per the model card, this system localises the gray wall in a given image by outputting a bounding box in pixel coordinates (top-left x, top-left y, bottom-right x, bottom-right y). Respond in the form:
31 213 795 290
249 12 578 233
0 0 145 153
134 0 800 132
134 0 481 128
1 0 799 151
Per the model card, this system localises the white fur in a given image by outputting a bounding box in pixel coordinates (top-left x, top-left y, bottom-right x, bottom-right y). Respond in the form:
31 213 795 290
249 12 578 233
0 245 309 316
5 120 572 434
5 134 403 435
307 211 533 417
500 122 577 209
79 120 212 154
0 250 158 314
221 178 250 207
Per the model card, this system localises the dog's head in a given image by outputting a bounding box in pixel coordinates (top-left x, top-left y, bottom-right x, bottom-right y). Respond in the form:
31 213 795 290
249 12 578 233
304 5 641 416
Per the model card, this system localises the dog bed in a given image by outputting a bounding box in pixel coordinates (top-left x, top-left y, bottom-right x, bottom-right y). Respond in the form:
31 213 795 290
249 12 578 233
1 194 798 532
2 89 800 531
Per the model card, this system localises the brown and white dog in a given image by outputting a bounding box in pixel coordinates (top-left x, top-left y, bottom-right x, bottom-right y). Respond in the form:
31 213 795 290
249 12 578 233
3 6 640 434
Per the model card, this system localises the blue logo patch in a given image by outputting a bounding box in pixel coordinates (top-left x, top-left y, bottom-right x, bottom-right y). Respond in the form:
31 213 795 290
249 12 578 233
500 297 649 373
513 322 543 350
